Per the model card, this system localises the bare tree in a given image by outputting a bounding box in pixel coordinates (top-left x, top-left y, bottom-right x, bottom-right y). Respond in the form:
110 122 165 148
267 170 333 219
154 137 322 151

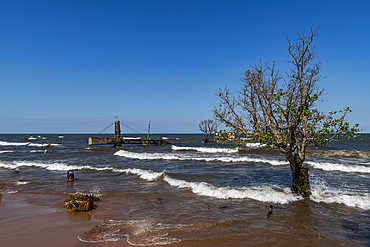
213 27 359 196
199 119 217 143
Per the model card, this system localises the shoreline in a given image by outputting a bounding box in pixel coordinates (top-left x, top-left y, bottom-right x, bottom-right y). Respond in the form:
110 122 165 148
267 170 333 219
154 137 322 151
0 193 136 247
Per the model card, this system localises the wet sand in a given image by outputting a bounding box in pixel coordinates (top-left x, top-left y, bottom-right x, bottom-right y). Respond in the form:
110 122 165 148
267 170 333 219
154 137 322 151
0 193 135 247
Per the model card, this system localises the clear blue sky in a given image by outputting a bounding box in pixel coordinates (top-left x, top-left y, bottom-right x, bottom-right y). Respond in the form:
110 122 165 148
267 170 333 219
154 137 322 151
0 0 369 133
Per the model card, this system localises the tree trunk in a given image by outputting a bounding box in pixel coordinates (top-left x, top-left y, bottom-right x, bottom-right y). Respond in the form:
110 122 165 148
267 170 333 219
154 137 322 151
204 133 210 143
286 151 311 197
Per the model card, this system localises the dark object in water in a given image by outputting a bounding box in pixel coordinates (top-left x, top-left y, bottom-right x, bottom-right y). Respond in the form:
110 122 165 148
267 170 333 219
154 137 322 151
65 195 100 212
267 205 273 218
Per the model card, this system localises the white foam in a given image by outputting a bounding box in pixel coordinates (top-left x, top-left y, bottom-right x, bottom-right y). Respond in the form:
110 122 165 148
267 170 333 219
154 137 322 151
114 150 288 166
306 161 370 174
0 160 119 173
115 150 182 161
0 141 59 147
78 219 179 245
112 165 299 204
0 141 30 146
244 142 267 148
172 145 238 153
0 161 18 169
163 175 301 204
79 219 201 245
123 168 165 181
28 143 59 147
73 187 104 197
0 189 18 194
30 150 47 153
16 181 30 185
311 179 370 210
0 150 14 153
7 161 92 171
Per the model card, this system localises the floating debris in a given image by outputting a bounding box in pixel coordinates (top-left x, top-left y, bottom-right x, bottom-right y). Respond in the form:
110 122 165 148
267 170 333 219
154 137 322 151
294 221 322 242
65 195 100 212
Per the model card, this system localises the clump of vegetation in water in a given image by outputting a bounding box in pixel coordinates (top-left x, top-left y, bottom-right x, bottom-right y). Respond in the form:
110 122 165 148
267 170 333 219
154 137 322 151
65 195 100 212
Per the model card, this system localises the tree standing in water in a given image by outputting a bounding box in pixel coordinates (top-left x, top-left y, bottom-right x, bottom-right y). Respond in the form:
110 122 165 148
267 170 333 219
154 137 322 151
213 28 359 196
199 119 217 143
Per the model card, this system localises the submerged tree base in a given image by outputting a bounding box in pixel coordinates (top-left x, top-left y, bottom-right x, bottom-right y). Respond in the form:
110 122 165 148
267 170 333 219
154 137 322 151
65 195 100 212
291 167 311 197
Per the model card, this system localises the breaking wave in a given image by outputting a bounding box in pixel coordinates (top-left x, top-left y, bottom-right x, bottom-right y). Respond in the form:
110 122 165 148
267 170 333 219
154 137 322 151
124 168 370 209
0 140 60 147
311 178 370 210
305 161 370 174
172 145 238 153
28 136 46 140
1 158 369 209
114 150 288 166
0 159 297 204
121 168 166 181
115 166 301 204
0 141 30 146
163 176 301 204
244 142 267 148
29 143 59 147
0 160 92 171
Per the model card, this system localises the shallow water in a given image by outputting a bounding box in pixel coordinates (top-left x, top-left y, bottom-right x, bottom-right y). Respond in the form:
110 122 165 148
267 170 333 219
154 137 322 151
0 134 370 246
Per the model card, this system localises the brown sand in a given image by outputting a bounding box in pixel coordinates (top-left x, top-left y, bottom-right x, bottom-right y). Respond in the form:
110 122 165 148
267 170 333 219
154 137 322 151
0 193 135 247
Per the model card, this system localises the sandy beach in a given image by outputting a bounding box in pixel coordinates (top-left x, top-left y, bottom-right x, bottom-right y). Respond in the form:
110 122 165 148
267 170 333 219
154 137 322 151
0 193 135 247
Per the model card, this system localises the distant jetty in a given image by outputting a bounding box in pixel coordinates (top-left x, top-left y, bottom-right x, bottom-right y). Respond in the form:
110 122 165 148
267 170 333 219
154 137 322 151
88 121 170 147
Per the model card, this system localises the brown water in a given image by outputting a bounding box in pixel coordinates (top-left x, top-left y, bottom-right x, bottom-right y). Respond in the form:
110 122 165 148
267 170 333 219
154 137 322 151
1 134 370 246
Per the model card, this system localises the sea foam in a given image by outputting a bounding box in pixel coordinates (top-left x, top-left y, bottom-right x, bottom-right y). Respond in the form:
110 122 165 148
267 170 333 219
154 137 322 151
28 143 60 147
305 161 370 174
311 178 370 210
172 145 239 153
0 141 59 147
16 181 30 185
78 219 182 245
0 141 30 146
123 168 165 181
163 175 301 204
120 166 370 208
114 150 288 166
244 142 267 148
2 160 94 171
0 161 18 169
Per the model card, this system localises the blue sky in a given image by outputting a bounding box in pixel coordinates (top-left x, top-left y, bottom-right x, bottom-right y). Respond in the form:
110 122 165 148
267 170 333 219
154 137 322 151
0 0 369 133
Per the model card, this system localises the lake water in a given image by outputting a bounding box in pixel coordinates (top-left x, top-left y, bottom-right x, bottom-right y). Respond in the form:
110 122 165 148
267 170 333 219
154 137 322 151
1 134 369 246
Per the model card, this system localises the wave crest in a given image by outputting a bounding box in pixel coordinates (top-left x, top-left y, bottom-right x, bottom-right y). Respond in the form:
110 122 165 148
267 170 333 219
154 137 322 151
163 175 301 204
172 145 238 153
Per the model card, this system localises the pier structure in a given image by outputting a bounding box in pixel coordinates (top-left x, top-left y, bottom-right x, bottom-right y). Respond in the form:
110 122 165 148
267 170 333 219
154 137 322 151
88 120 169 147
